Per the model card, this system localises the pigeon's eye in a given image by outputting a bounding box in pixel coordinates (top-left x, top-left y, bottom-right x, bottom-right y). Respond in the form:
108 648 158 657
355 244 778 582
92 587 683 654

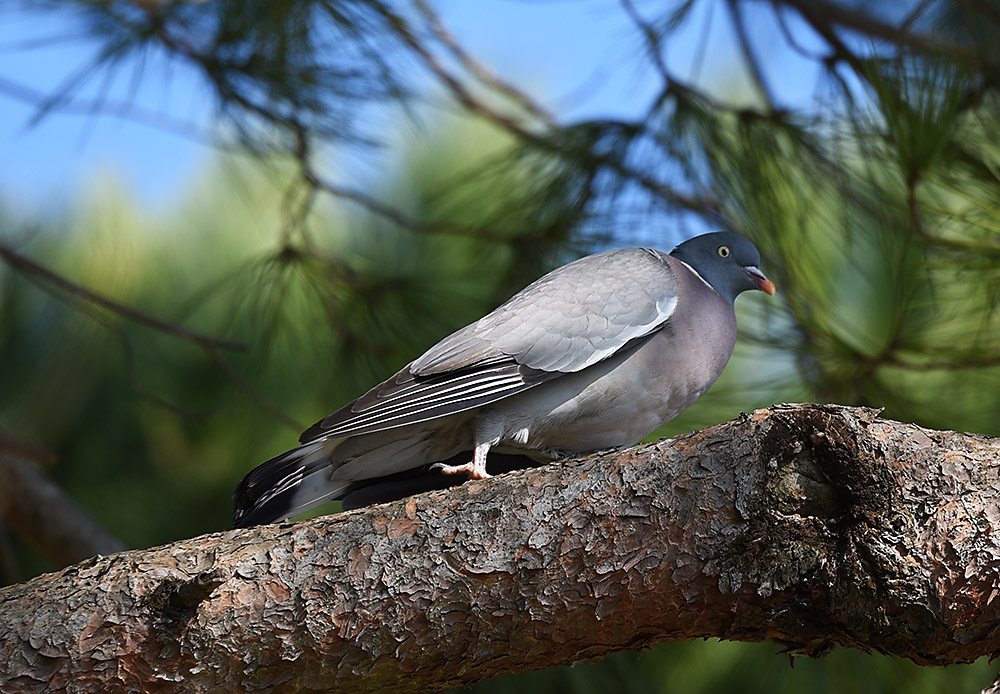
717 245 731 258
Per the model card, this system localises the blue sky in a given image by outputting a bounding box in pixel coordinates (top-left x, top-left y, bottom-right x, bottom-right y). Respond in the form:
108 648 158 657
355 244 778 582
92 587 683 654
0 1 821 214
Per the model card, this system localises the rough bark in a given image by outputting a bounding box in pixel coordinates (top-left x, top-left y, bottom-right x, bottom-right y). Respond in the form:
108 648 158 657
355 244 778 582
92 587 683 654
1 403 999 693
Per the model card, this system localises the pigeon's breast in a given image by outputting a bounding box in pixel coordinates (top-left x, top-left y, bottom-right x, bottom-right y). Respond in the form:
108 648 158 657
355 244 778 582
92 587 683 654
485 263 737 453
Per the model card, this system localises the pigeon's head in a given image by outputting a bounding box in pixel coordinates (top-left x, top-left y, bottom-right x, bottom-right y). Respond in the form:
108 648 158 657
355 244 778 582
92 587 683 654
670 231 775 305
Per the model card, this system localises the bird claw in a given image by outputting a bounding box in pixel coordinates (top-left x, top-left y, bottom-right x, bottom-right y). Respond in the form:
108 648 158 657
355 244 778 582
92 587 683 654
431 461 491 480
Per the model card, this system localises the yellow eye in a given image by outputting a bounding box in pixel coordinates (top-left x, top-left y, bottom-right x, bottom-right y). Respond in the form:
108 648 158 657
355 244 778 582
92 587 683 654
717 245 731 258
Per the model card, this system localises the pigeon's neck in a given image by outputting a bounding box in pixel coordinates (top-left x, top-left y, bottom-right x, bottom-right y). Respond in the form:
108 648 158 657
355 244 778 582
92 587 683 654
671 255 738 306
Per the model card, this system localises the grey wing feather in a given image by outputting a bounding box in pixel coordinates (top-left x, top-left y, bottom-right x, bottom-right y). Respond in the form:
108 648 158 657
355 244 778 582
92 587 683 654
298 357 558 443
300 248 679 443
412 248 679 375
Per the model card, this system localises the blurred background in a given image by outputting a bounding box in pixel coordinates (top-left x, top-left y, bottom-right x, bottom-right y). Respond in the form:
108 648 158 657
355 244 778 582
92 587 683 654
1 0 998 691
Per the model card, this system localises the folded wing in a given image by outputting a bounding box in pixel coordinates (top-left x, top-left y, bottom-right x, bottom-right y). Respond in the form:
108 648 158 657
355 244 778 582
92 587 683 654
300 248 680 443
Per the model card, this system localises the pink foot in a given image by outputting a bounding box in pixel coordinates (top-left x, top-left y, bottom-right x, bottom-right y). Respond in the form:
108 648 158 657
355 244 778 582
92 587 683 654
433 439 492 480
433 461 491 479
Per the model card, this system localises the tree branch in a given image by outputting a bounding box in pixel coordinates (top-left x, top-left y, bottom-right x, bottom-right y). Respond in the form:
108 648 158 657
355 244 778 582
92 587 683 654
774 0 991 67
0 74 219 146
411 0 554 126
0 453 125 571
0 242 246 352
1 403 999 692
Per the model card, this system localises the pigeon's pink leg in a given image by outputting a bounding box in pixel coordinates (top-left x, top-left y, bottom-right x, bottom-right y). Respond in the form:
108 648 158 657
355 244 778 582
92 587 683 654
434 439 492 479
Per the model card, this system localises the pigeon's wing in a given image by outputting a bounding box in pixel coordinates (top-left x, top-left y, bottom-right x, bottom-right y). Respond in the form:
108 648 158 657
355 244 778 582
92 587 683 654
411 248 680 373
298 356 556 443
299 248 680 443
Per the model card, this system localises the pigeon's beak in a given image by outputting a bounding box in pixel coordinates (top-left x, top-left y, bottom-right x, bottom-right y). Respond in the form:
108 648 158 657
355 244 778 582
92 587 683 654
744 266 776 295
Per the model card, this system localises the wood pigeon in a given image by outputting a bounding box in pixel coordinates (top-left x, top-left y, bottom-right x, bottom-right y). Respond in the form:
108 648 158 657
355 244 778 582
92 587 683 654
233 231 775 527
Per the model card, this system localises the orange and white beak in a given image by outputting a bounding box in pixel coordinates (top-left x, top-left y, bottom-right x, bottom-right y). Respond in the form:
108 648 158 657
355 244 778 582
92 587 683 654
744 266 776 295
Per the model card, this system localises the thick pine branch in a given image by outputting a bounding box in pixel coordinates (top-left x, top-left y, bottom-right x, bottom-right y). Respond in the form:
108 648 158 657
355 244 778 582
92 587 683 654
1 403 998 692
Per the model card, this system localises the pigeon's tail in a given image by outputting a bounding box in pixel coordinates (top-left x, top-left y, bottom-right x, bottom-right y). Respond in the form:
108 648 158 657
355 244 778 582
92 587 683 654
233 442 545 527
232 440 346 528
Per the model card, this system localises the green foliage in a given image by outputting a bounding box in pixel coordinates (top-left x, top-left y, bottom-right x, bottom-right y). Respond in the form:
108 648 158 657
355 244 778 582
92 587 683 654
0 116 573 556
652 57 1000 434
468 641 993 694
